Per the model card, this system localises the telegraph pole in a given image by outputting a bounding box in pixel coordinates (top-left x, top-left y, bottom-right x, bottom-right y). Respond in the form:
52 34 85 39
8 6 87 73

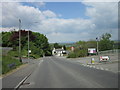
96 37 99 55
19 19 22 63
28 30 30 62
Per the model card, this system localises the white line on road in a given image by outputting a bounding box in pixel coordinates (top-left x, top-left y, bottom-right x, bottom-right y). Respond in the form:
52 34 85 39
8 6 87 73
86 65 89 67
39 60 43 66
14 73 32 90
93 66 96 68
100 67 104 70
105 68 109 71
96 67 99 69
89 66 92 68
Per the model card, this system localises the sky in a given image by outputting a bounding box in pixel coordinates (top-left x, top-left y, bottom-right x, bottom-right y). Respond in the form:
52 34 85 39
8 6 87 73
0 1 118 43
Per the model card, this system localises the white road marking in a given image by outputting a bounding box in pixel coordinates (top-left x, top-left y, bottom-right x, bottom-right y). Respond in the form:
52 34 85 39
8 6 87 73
100 67 104 70
96 67 99 69
14 73 32 90
89 66 92 68
93 66 96 68
39 60 43 66
105 68 109 71
86 65 89 67
83 64 85 66
81 63 109 72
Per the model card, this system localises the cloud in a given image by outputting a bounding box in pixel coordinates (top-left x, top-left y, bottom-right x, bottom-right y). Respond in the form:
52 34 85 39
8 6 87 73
2 2 57 29
0 3 2 27
85 2 118 29
36 18 94 34
42 10 57 18
83 2 118 39
1 2 118 43
47 32 90 43
83 0 119 2
22 2 46 8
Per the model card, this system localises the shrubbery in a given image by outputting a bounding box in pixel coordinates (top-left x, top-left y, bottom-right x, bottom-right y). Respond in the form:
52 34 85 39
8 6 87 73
2 55 22 74
67 49 87 58
2 30 52 59
67 52 77 58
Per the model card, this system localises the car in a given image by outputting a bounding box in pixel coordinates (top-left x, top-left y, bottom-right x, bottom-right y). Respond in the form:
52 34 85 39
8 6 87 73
99 56 110 62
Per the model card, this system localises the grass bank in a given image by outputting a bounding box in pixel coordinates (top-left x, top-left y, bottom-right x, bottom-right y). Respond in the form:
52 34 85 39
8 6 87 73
2 55 22 74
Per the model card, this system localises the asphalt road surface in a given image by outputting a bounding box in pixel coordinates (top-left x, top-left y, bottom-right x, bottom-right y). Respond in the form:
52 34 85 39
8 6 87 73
20 56 118 88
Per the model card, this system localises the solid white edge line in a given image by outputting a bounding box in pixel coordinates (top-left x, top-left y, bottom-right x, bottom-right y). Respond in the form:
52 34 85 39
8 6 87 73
14 73 32 90
14 76 28 89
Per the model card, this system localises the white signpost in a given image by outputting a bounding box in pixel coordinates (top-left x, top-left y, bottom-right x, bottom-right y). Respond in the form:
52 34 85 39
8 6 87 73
29 50 31 53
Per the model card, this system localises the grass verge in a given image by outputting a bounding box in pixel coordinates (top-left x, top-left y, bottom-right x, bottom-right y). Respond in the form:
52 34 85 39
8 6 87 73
2 55 22 74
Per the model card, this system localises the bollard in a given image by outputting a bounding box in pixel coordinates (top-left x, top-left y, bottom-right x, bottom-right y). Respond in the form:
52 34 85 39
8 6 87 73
91 58 95 64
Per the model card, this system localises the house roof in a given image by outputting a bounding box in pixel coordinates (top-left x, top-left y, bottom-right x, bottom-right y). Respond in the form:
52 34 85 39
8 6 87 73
55 49 64 51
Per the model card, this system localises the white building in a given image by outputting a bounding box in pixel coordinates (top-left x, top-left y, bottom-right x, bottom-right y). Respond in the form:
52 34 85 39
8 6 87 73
52 47 66 56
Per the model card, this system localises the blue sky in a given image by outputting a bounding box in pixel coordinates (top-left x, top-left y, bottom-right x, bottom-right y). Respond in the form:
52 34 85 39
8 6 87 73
22 2 89 19
1 2 118 43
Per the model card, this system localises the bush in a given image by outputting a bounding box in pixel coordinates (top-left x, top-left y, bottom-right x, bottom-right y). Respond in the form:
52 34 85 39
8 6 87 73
67 49 87 58
8 50 19 57
30 54 40 59
2 55 22 74
67 52 77 58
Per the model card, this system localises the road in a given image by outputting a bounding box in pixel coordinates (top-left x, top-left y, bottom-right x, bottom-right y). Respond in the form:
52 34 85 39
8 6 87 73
19 56 118 88
2 59 39 88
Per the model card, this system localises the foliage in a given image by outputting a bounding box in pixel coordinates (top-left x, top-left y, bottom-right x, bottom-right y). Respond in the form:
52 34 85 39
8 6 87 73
67 52 77 58
67 47 87 58
2 32 13 47
99 33 114 51
63 45 66 50
68 33 114 58
53 43 62 49
1 30 52 58
2 55 22 74
86 40 97 48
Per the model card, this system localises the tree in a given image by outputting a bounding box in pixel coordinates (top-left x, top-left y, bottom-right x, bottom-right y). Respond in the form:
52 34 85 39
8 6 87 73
63 45 66 50
99 33 114 51
1 30 52 58
53 43 62 49
86 40 97 48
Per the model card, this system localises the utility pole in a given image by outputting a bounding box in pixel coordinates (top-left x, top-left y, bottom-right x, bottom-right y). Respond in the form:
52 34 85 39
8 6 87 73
19 19 22 63
27 22 38 62
28 30 30 62
96 37 99 55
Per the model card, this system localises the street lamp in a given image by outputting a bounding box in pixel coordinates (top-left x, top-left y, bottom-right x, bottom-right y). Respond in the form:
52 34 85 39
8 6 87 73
19 19 22 63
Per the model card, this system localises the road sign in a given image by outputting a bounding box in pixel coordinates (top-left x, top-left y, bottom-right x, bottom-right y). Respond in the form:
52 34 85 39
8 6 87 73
29 50 31 53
